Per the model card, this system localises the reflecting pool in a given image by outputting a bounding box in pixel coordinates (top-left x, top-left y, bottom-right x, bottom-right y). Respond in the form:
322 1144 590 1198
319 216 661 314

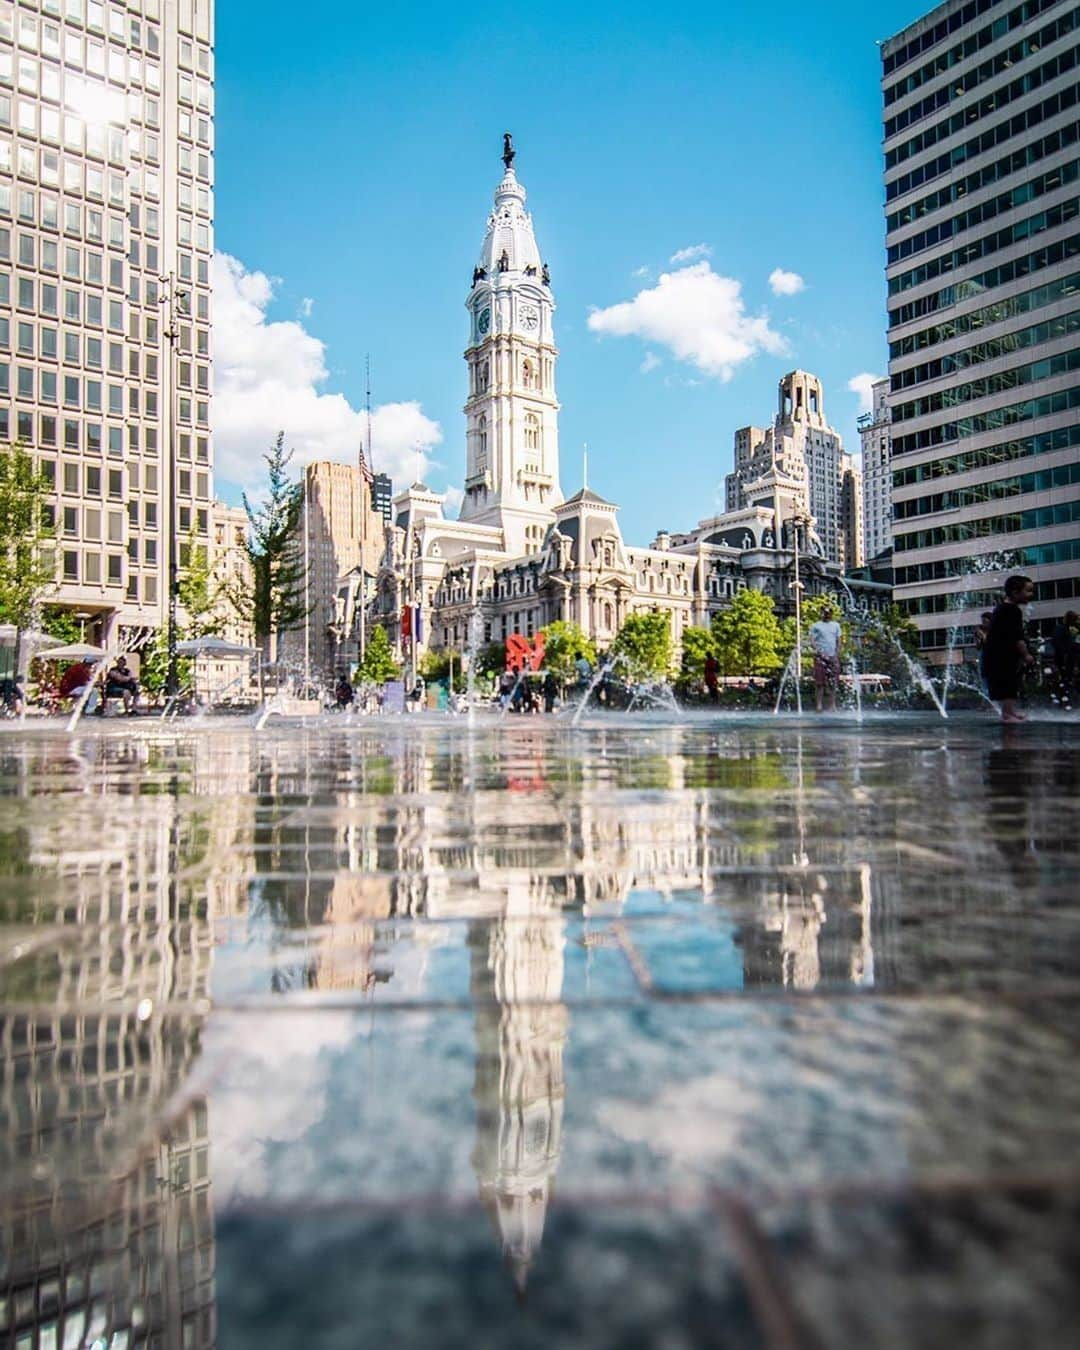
1 713 1079 1347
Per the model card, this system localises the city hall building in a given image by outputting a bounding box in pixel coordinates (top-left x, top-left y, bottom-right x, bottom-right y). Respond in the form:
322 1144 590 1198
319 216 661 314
373 139 883 668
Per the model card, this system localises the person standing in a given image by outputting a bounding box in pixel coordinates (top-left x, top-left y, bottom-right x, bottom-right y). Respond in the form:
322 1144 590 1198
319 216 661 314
543 670 558 713
981 575 1036 723
704 652 719 704
808 605 842 713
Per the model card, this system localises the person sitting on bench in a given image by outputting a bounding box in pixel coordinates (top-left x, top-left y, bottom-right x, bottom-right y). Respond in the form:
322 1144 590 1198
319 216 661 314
104 657 139 714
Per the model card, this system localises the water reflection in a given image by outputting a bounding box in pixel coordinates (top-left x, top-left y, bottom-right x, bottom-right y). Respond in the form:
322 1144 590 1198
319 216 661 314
1 717 1078 1344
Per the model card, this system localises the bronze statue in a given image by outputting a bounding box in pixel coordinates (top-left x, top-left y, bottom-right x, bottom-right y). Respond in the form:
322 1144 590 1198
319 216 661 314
502 132 515 170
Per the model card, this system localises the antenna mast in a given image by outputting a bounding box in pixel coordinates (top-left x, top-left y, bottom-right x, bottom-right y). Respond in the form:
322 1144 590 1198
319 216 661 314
364 354 374 472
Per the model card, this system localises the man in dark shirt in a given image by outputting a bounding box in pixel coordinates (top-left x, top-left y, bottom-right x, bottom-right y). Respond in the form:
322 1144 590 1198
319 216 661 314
981 575 1035 723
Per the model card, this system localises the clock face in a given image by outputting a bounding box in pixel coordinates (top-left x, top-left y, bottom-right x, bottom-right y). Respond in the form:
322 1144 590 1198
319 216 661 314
477 308 491 335
520 305 539 332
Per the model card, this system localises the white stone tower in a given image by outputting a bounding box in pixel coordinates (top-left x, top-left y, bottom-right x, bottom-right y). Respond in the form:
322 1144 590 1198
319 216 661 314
459 134 563 558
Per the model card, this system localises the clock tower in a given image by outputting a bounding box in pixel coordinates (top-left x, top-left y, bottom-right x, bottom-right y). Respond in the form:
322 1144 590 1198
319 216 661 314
459 135 562 557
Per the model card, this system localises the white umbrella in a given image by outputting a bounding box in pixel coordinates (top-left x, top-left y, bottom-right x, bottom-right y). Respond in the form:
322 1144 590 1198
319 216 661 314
35 642 106 660
175 636 256 656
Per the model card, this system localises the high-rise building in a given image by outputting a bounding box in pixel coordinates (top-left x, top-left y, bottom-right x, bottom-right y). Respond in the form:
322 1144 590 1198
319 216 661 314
1 0 215 646
287 459 383 676
883 0 1080 658
371 470 393 523
724 370 852 563
840 457 864 571
859 376 893 562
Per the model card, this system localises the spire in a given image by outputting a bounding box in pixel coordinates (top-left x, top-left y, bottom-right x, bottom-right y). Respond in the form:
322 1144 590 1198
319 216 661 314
475 134 542 279
582 443 588 491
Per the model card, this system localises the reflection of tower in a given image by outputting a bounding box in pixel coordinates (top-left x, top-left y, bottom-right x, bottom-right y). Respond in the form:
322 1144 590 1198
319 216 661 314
469 893 567 1293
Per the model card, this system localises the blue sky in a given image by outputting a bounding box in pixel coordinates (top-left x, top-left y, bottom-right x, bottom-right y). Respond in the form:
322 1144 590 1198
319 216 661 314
213 0 923 543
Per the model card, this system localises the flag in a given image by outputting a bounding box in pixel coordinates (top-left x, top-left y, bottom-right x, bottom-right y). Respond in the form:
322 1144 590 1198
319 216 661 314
414 605 423 644
401 605 412 640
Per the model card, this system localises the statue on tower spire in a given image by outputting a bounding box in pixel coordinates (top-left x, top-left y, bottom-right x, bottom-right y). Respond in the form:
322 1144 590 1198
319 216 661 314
502 132 515 171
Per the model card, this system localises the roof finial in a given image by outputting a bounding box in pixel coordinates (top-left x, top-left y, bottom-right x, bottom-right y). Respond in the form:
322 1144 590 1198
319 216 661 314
582 442 588 492
502 131 516 171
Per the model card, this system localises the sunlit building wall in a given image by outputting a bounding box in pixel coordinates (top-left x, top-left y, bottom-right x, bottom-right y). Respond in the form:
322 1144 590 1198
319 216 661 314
0 0 215 646
883 0 1080 656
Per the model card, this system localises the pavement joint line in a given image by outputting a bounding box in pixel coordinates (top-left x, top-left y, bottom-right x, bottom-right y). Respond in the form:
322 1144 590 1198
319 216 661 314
717 1193 822 1350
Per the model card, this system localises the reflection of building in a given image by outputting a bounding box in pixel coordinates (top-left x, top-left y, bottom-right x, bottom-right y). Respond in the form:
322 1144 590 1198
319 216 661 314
375 143 888 666
470 904 567 1292
0 742 222 1349
2 0 217 649
883 0 1080 657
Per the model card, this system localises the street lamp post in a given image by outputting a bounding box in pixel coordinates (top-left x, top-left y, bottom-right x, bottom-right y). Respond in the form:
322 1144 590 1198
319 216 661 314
789 511 811 717
159 275 188 699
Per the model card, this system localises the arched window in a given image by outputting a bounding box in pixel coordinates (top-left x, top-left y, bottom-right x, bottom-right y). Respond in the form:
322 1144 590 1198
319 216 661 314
604 602 613 629
522 359 535 389
524 413 540 452
477 415 487 467
479 361 490 391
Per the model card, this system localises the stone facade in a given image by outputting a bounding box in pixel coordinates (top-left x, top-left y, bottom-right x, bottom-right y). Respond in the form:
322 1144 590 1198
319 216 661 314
725 370 861 567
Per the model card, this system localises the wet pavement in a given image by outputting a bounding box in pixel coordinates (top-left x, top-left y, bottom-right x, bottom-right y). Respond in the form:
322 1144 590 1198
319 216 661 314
0 711 1078 1348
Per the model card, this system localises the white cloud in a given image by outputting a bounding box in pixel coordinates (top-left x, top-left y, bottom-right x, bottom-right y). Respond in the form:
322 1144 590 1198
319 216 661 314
640 351 661 374
848 372 886 414
631 264 651 279
299 296 314 318
213 252 442 494
442 484 464 513
587 262 787 381
670 243 712 265
769 267 805 296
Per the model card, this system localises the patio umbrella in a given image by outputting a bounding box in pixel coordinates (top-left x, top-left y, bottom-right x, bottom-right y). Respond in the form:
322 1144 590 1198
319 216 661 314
175 636 257 656
34 642 107 660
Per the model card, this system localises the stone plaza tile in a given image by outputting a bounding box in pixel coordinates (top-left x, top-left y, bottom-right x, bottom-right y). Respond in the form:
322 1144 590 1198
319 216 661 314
621 892 1080 995
208 914 640 1006
754 1181 1080 1349
213 1199 762 1350
0 715 1078 1346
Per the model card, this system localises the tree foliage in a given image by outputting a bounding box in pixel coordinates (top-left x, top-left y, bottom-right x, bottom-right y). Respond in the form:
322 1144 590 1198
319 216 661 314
355 625 400 684
678 626 716 691
0 444 56 629
539 620 596 683
40 606 80 644
178 527 221 638
711 589 783 675
610 610 673 680
140 628 192 696
229 434 307 659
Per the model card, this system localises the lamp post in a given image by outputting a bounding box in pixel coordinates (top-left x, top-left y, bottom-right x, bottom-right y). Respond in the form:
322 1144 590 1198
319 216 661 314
789 510 811 716
159 275 189 699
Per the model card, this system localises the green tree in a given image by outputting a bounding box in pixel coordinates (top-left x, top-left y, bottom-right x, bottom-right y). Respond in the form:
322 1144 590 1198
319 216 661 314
229 433 307 661
178 527 221 638
539 620 596 683
139 628 192 696
711 589 783 676
39 606 80 644
677 625 716 692
610 610 673 680
356 625 400 684
474 640 508 679
0 444 56 629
